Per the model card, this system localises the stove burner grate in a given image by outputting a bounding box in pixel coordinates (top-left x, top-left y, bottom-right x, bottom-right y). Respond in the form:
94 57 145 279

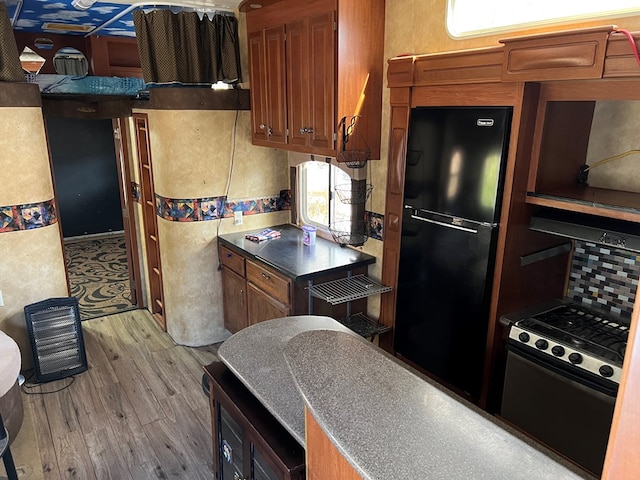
526 304 629 364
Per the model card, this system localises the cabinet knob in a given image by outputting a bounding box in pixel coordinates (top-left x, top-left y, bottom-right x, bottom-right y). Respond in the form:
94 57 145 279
300 128 307 134
307 127 314 134
261 272 271 280
259 124 266 129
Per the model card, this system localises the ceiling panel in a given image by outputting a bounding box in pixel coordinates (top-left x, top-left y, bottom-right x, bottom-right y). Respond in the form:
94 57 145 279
5 0 241 37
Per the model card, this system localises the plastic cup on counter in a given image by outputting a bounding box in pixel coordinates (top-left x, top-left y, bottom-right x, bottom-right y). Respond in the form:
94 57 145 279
302 225 317 246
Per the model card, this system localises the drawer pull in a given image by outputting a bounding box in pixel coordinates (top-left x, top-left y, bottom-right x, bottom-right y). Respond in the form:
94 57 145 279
226 253 232 258
261 272 271 280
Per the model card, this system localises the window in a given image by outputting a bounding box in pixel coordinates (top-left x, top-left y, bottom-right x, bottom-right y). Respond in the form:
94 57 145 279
298 160 353 230
447 0 640 38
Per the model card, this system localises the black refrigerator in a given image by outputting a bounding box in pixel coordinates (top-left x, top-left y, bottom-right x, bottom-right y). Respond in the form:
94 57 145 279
394 106 512 401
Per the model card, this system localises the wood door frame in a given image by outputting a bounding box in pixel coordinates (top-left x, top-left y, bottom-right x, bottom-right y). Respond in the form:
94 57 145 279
113 117 143 309
132 112 166 330
44 111 140 313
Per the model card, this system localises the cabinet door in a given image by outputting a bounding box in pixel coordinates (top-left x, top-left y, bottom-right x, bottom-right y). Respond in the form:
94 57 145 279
221 266 248 333
252 443 281 480
249 27 287 146
307 11 335 152
264 25 288 145
218 403 247 480
247 283 290 325
286 12 335 153
249 30 269 143
286 19 310 148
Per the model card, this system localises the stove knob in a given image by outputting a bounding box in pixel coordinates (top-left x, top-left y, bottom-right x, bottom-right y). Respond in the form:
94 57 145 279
599 365 614 378
535 339 548 350
518 332 530 343
568 353 583 364
551 345 565 357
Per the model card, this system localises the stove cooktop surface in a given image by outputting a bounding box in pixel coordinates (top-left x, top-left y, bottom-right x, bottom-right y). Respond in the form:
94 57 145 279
520 303 629 364
505 300 630 384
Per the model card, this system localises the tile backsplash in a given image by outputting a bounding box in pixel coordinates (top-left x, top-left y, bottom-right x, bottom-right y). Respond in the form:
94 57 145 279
567 241 640 320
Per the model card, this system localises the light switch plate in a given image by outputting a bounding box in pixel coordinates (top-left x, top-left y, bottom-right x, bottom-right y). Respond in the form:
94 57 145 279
234 210 243 226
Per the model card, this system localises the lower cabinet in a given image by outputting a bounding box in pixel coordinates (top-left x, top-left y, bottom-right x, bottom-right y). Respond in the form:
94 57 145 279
219 243 292 330
247 283 291 325
221 266 249 333
205 362 305 480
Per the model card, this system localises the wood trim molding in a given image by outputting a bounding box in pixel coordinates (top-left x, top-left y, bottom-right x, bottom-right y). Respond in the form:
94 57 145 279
41 95 132 119
388 26 640 88
0 82 41 107
134 88 251 110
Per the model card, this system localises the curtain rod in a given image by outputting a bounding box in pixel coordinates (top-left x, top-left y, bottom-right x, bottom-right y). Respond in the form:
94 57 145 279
87 1 235 37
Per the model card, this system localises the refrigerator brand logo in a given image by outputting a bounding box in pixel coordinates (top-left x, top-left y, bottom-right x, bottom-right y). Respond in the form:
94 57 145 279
477 118 495 127
452 218 464 226
599 232 627 249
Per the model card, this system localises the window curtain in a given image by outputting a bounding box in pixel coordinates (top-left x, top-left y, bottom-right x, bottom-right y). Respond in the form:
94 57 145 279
133 9 241 85
0 2 25 82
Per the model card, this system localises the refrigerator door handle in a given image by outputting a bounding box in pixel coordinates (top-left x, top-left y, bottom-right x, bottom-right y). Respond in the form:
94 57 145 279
410 214 478 234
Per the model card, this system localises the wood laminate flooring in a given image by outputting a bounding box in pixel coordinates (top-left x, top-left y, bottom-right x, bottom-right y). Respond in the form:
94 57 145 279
18 309 220 480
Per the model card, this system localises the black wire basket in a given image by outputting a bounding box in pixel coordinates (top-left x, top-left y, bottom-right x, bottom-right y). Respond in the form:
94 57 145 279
334 183 374 204
328 221 369 247
337 149 370 168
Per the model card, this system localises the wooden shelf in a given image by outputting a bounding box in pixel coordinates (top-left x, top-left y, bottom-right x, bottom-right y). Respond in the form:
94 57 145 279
526 187 640 223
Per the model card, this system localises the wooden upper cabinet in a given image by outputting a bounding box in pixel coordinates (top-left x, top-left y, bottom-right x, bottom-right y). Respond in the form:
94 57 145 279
287 12 336 154
241 0 384 159
307 12 336 153
249 26 288 147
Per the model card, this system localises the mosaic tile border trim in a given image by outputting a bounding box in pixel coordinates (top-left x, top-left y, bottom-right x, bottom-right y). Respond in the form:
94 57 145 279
131 182 385 241
154 190 292 222
0 199 58 233
366 211 384 241
567 241 639 319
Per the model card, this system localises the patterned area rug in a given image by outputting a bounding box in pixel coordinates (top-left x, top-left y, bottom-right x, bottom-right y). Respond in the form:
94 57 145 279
65 234 135 320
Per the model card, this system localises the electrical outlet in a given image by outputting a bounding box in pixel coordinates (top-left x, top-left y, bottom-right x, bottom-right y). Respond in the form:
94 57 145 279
234 210 243 226
0 290 4 307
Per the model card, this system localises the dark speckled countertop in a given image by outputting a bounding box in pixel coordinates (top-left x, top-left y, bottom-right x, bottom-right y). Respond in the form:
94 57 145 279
219 317 595 480
217 224 376 281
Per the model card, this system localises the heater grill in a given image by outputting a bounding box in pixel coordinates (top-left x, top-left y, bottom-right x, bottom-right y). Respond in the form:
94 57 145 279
24 298 88 383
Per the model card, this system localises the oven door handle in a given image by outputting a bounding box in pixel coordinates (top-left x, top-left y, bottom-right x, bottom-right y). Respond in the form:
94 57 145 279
506 342 619 397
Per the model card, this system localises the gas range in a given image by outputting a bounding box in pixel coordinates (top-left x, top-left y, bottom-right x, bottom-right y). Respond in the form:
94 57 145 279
502 300 629 385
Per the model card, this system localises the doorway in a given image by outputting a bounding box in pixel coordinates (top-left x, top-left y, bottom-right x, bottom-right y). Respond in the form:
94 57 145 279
46 114 141 320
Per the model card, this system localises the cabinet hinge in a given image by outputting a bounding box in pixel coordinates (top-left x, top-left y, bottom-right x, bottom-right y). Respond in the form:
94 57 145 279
333 132 337 141
334 21 337 31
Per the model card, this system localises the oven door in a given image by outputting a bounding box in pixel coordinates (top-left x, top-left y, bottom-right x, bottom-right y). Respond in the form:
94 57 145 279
500 344 616 476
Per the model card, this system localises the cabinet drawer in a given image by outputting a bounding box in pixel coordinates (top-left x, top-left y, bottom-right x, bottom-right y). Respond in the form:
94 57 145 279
247 260 291 305
220 245 246 277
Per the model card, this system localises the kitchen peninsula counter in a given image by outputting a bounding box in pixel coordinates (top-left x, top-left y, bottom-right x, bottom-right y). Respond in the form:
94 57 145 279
217 224 375 281
217 316 596 480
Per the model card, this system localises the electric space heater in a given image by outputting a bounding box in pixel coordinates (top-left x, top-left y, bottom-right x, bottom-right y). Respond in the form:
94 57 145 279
24 297 88 383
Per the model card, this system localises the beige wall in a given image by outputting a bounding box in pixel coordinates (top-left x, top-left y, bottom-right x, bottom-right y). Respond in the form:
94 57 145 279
134 108 288 346
0 107 68 369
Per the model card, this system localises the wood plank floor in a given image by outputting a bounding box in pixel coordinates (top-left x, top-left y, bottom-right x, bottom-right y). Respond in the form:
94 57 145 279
15 309 220 480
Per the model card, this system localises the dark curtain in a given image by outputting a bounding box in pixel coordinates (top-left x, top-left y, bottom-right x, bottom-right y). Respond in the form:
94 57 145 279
0 2 25 82
133 9 241 85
